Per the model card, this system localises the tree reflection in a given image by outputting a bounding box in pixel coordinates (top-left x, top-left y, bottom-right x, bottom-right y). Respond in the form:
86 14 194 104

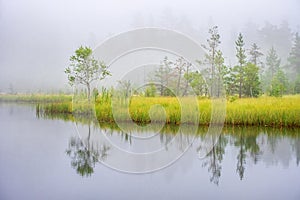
66 124 110 177
246 134 261 164
201 134 228 185
293 138 300 166
234 127 261 180
235 132 246 180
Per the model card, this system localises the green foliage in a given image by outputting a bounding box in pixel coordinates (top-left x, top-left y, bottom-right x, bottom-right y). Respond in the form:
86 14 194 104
249 43 264 66
269 69 288 97
64 46 111 101
214 50 228 97
66 133 108 177
260 47 281 93
235 33 247 98
287 32 300 79
236 33 247 67
92 88 99 101
184 71 207 96
151 56 192 97
265 47 281 78
294 75 300 94
145 83 156 97
243 63 261 97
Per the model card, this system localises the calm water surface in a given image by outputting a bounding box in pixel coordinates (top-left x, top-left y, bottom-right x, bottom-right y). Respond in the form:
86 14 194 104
0 103 299 200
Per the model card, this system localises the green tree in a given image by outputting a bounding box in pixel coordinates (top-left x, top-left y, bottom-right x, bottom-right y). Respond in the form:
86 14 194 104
243 63 261 97
184 71 207 96
265 47 281 79
269 69 288 97
294 75 300 94
215 50 229 97
287 32 300 80
225 66 237 96
235 33 247 98
65 46 111 102
145 83 156 97
249 43 264 79
264 47 281 93
249 43 264 66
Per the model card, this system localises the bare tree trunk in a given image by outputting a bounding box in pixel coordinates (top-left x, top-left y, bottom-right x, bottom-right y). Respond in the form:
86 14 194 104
182 65 190 97
211 48 215 97
239 80 242 98
217 75 220 97
87 124 91 145
87 83 91 102
176 68 182 96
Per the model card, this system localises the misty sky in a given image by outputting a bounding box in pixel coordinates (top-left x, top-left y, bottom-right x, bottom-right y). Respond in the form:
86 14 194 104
0 0 299 92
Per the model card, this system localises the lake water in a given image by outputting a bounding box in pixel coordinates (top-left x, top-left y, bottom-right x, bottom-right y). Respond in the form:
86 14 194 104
0 103 299 200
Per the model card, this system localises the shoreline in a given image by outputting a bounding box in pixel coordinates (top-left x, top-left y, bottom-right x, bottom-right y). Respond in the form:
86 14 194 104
1 94 299 128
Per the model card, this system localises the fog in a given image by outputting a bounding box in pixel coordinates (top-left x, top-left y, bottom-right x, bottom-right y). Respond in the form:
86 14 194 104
0 0 299 93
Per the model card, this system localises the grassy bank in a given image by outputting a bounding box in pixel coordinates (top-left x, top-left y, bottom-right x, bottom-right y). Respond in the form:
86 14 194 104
94 95 300 127
1 94 300 127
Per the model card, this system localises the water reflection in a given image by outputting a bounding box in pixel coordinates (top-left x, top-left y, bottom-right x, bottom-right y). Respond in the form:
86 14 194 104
66 123 110 177
200 134 227 185
38 111 300 183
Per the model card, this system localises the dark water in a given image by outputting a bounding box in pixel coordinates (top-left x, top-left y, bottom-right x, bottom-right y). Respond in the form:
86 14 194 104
0 103 300 200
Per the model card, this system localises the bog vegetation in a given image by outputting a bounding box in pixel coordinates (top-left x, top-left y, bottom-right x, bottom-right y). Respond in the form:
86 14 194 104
1 93 299 127
1 26 300 128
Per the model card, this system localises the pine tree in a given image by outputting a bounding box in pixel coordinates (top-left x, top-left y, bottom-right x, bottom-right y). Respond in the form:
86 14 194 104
235 33 247 98
200 26 221 97
249 43 264 66
243 63 261 97
294 75 300 94
287 32 300 80
265 47 281 79
269 69 288 97
154 57 174 96
263 47 281 93
215 50 228 97
249 43 264 80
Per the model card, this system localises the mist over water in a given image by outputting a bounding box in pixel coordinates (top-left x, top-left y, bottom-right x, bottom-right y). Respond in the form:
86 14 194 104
0 0 299 93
